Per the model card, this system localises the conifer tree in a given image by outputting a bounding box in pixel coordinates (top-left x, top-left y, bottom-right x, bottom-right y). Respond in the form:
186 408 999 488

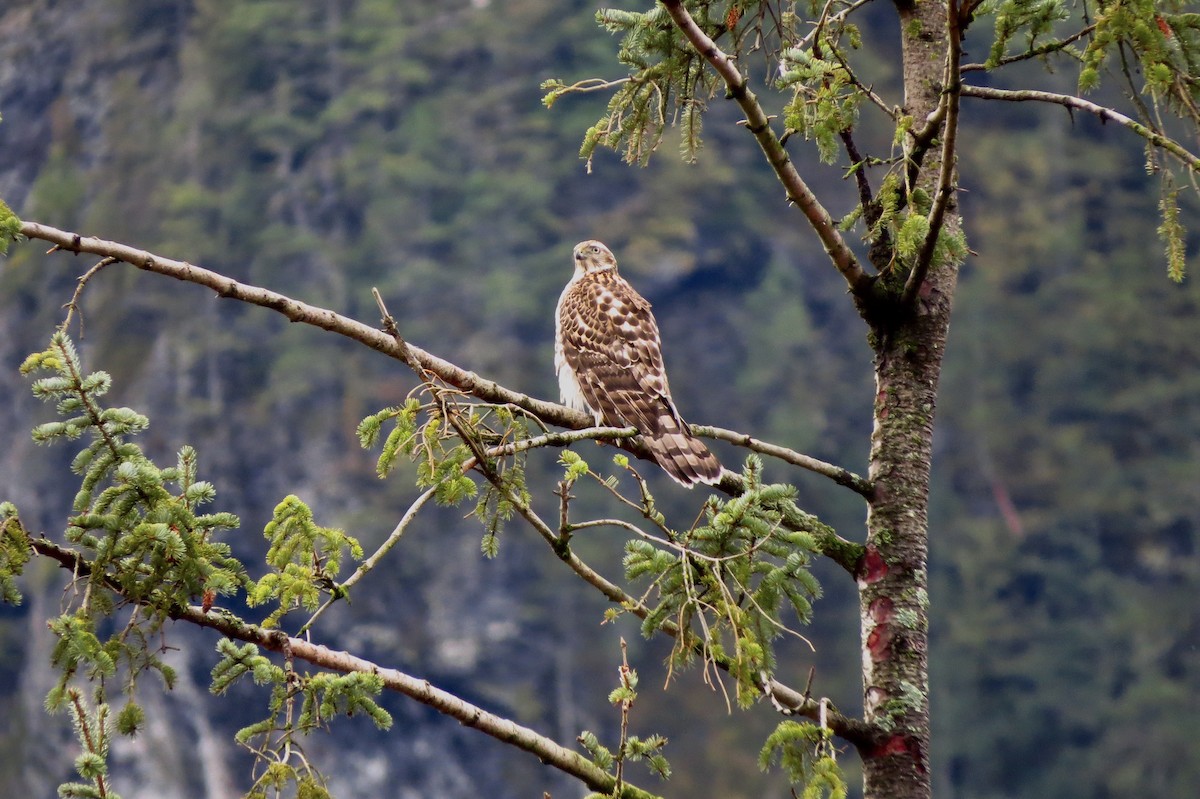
3 3 1200 799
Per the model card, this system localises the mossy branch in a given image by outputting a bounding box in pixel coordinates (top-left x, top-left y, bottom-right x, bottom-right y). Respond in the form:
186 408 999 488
902 0 965 305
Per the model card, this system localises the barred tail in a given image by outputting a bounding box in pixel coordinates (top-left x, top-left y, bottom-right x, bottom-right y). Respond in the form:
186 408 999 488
645 416 722 487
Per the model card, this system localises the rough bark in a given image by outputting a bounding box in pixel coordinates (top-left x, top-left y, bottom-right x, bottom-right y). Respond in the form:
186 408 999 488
856 2 959 798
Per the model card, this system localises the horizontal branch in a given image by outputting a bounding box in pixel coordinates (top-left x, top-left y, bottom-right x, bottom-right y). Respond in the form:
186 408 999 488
960 85 1200 171
484 425 638 458
960 24 1095 73
658 0 873 297
28 536 661 799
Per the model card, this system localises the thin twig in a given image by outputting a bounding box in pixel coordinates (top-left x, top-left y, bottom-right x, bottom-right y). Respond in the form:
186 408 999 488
614 638 632 795
297 485 438 637
796 0 876 52
960 24 1096 72
60 257 118 337
959 85 1200 171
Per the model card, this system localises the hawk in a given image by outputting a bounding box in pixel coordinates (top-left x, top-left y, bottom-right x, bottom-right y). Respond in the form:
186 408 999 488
555 240 722 487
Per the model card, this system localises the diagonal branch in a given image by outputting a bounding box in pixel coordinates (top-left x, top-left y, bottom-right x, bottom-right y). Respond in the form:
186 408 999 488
959 86 1200 171
28 535 662 799
657 0 873 297
18 221 870 501
694 425 872 497
433 468 876 747
19 221 584 426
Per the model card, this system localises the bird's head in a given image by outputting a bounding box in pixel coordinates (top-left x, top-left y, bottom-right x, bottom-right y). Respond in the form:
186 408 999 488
572 240 618 276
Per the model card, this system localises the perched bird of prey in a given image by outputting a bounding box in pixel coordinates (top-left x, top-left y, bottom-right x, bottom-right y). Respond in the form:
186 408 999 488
555 240 722 487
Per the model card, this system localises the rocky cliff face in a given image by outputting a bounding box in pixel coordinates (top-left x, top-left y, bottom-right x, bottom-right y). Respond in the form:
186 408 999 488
0 2 188 210
0 3 583 797
1 11 215 798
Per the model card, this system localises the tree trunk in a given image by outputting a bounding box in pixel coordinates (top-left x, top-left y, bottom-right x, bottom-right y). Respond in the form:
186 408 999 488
858 2 957 797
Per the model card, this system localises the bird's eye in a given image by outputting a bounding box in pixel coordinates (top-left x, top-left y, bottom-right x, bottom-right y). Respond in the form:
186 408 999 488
591 246 600 253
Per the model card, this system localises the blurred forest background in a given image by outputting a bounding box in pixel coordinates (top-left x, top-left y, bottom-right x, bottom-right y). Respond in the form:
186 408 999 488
1 1 1198 798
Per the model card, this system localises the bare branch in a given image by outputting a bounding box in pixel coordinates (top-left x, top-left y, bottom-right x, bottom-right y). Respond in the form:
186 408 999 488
483 425 639 459
657 0 873 297
20 221 587 426
693 425 872 497
959 86 1200 171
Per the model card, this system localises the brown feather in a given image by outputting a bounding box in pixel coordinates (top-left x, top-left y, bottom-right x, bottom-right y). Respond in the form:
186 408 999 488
555 242 721 487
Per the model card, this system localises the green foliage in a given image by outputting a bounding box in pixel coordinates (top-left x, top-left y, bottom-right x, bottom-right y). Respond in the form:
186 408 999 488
623 456 822 706
547 4 724 168
976 0 1200 279
579 652 671 793
0 197 20 255
114 702 144 737
579 729 616 771
863 173 968 278
56 687 123 799
778 33 863 165
211 638 390 799
559 448 592 483
981 0 1071 68
1157 179 1187 281
8 331 403 794
211 640 285 695
621 732 671 781
0 503 31 604
1077 0 1195 101
475 466 521 559
549 1 868 173
759 720 847 799
357 398 422 478
15 333 244 724
357 395 477 505
298 672 393 730
360 394 532 557
249 495 362 628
